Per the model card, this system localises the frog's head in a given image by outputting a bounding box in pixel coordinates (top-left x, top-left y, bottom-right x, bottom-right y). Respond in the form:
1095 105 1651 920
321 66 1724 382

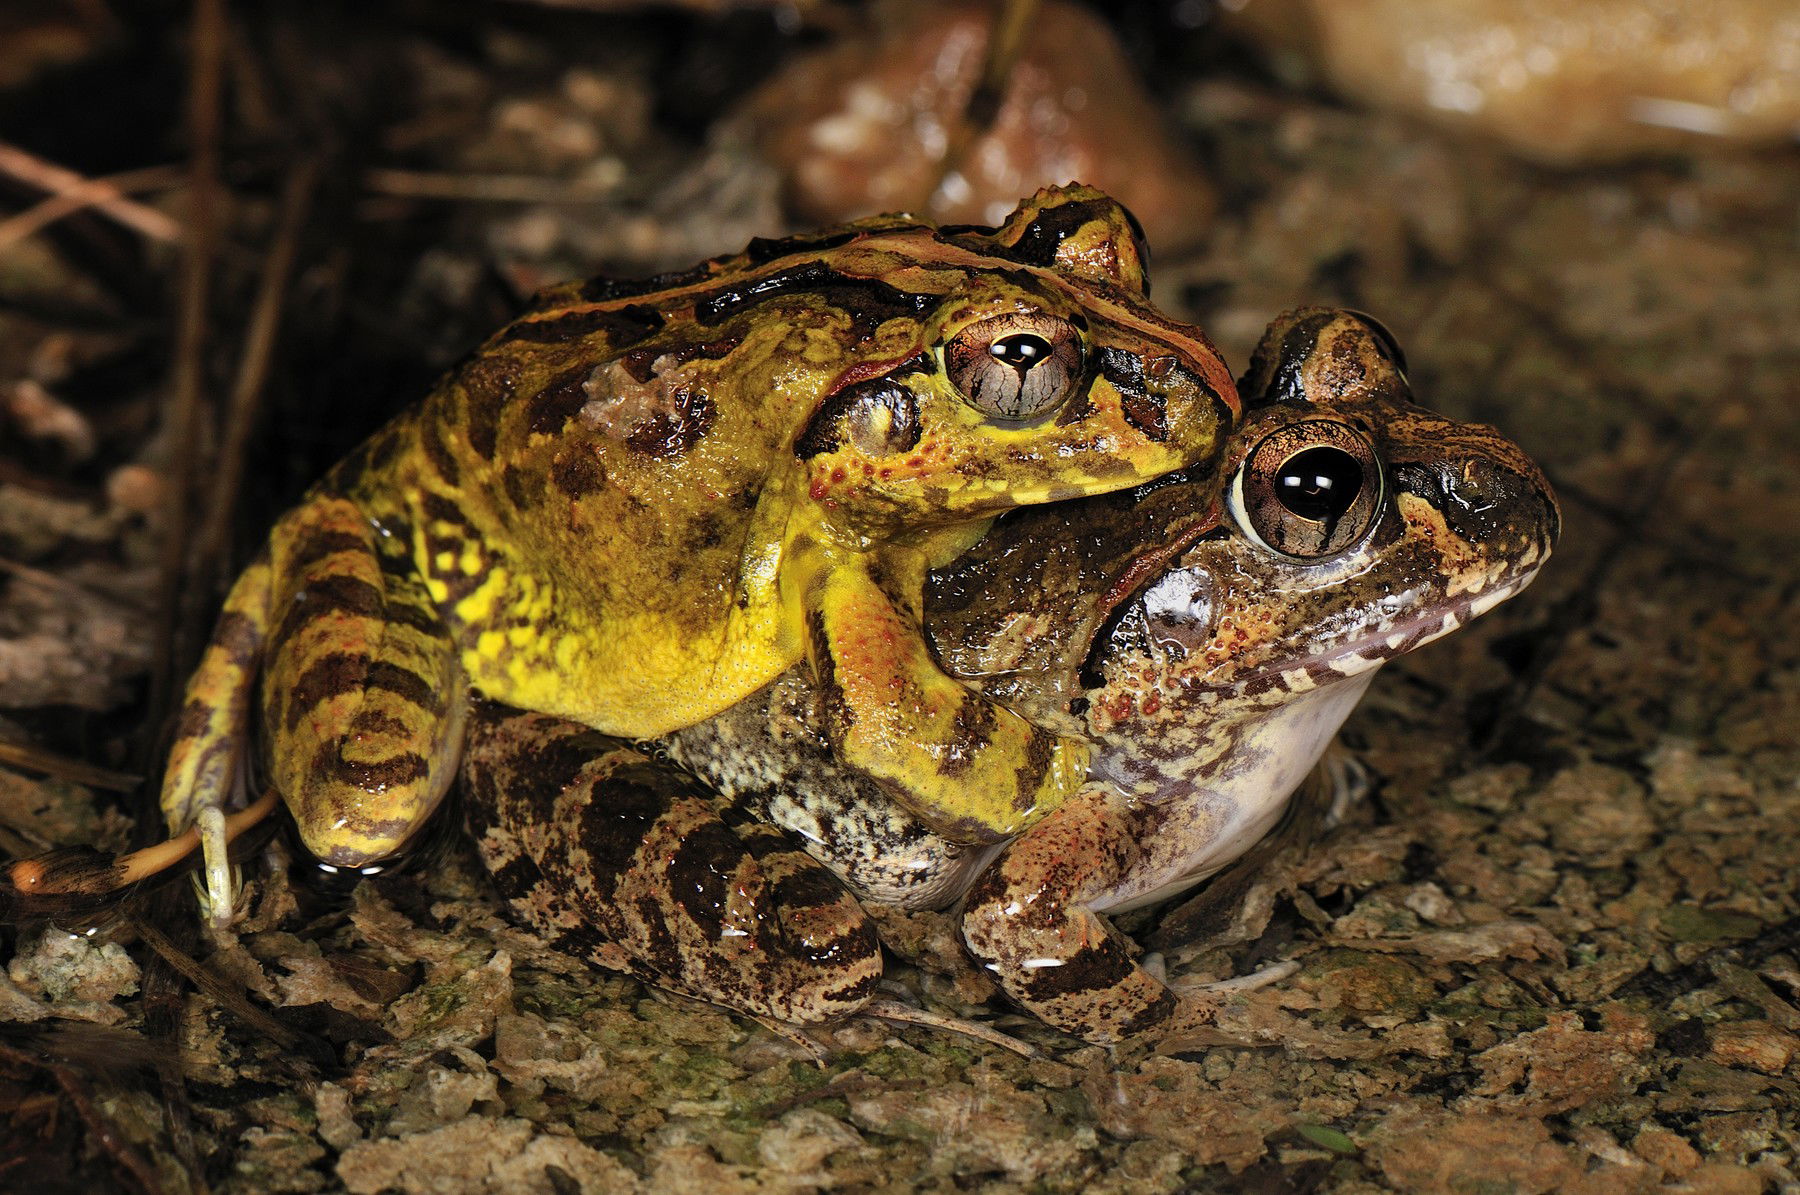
792 185 1240 542
928 307 1556 810
1078 307 1559 794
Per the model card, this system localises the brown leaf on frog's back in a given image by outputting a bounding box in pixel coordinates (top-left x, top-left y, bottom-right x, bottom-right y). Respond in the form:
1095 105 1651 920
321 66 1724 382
579 359 715 460
732 0 1215 251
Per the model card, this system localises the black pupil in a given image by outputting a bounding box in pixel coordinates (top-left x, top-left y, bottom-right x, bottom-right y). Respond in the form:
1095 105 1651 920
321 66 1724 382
1275 447 1363 521
990 333 1052 368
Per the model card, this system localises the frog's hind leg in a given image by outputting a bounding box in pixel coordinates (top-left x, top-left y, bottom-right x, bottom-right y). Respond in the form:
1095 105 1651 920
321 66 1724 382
259 496 466 873
461 704 881 1025
157 553 278 920
9 558 282 918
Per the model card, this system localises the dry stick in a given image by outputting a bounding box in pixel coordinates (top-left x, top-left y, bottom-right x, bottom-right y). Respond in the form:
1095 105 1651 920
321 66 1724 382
0 164 184 255
145 0 227 747
363 166 621 204
0 143 183 247
139 5 230 1189
0 740 140 793
192 156 318 583
0 552 149 609
128 915 316 1058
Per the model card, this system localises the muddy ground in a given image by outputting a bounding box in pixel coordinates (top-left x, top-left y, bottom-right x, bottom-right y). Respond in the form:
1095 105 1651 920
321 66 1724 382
0 3 1796 1192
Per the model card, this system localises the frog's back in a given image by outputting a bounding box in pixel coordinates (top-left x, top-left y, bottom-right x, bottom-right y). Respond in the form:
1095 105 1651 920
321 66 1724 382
335 188 1239 740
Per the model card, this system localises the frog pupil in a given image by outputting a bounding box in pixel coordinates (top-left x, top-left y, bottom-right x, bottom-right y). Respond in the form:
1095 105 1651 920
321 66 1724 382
990 333 1052 369
1275 447 1362 521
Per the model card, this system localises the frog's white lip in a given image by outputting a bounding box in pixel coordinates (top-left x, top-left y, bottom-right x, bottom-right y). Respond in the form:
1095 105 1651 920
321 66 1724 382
1227 565 1544 697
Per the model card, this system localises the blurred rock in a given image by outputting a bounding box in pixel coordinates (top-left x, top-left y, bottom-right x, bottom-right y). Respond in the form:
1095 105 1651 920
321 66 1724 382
1223 0 1800 162
731 0 1215 249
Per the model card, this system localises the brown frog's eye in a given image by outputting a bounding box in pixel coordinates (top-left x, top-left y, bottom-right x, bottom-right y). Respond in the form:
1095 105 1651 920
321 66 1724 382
1239 420 1382 558
943 313 1084 421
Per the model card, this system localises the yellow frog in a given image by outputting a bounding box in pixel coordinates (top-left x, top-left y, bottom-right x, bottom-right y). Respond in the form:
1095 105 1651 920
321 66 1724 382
156 184 1238 915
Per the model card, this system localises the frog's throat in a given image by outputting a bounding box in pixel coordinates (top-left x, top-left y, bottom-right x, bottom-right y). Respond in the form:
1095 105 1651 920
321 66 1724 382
1090 672 1379 915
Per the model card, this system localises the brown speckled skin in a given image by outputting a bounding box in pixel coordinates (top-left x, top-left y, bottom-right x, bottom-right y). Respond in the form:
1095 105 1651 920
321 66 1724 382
466 309 1559 1040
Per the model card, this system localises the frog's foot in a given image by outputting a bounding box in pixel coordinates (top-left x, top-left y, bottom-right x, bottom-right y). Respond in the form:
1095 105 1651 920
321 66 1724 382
860 998 1038 1058
1313 743 1371 829
462 701 883 1025
796 547 1088 842
960 790 1175 1046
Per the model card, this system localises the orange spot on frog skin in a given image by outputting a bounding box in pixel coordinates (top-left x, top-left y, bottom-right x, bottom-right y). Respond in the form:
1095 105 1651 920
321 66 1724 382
1140 693 1161 716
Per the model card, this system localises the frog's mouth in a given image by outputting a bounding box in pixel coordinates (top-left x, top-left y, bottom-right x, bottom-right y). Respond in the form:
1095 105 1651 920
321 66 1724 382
1232 564 1545 698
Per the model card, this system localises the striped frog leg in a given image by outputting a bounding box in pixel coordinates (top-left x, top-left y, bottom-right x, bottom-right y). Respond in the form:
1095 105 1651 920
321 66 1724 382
460 701 881 1024
959 784 1178 1044
258 494 467 871
789 544 1092 844
159 552 275 921
162 552 274 833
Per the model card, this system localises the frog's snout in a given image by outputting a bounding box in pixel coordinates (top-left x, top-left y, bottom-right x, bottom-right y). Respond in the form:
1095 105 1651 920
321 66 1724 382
1392 452 1560 560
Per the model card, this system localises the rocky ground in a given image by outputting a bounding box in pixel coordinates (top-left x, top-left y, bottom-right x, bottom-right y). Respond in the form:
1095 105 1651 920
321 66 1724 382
0 3 1796 1192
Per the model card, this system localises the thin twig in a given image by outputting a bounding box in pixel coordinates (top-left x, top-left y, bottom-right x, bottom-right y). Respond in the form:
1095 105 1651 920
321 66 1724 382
0 143 182 246
193 155 318 583
146 0 227 748
129 916 322 1065
0 740 140 793
363 167 621 204
0 164 184 255
134 887 209 1195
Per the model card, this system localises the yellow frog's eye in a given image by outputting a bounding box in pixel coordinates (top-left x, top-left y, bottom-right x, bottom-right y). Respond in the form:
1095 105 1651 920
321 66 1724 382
1239 420 1382 558
943 313 1084 421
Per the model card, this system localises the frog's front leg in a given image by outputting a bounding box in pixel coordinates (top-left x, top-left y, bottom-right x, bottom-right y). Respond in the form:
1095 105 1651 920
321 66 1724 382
791 546 1090 843
959 786 1176 1044
461 701 881 1023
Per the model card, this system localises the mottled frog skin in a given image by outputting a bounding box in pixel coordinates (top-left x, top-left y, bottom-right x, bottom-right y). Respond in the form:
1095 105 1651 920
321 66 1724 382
462 309 1559 1042
160 185 1239 897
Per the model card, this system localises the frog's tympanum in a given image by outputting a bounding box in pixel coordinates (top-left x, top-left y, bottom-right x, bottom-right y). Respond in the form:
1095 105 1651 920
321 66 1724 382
460 308 1558 1042
136 184 1240 918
